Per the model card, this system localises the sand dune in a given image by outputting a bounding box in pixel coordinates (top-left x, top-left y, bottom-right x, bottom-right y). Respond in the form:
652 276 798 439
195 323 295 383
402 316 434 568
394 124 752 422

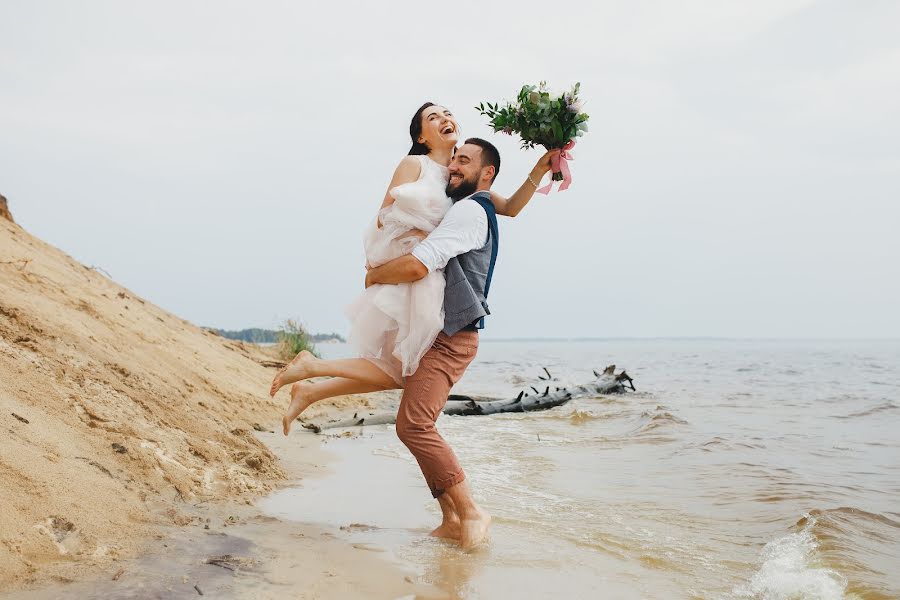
0 216 296 589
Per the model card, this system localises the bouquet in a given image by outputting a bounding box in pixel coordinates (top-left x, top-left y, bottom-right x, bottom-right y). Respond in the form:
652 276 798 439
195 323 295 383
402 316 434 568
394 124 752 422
477 82 588 193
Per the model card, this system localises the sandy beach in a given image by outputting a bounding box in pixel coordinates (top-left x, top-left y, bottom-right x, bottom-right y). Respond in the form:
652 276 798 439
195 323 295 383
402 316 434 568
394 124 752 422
0 214 424 598
4 212 898 599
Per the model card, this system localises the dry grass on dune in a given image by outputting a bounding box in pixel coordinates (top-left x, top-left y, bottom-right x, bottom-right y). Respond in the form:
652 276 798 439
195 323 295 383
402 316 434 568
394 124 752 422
0 216 298 589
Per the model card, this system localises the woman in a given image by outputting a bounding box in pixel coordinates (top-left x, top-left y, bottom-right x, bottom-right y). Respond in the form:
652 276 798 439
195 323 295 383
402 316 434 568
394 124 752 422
271 102 557 435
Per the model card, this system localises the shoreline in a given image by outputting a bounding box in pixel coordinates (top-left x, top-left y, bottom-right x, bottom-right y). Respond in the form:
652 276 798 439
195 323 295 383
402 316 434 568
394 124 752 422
4 427 437 600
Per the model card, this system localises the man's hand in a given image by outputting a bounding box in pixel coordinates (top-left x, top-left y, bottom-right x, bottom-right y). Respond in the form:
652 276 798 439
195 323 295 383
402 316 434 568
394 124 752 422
365 255 429 289
401 228 429 242
535 149 561 176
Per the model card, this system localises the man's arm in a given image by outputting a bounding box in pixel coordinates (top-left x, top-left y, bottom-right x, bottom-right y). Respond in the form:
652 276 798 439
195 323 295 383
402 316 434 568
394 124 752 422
364 199 488 288
489 149 559 217
365 255 428 288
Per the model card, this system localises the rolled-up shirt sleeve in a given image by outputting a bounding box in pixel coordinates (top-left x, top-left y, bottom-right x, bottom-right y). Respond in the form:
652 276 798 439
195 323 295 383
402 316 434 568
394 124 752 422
411 199 488 273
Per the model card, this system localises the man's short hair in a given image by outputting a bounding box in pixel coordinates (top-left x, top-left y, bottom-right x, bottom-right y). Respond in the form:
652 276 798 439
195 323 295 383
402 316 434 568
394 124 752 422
464 137 501 182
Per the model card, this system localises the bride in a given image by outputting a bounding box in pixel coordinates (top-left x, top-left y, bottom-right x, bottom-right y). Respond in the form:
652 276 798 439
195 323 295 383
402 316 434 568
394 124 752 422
270 102 556 434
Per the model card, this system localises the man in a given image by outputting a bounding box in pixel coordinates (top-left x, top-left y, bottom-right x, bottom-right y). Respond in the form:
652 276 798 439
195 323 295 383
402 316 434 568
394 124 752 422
364 138 510 549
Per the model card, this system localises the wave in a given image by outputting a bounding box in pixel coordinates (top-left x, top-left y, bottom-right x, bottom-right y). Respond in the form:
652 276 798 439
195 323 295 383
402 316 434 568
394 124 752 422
834 401 899 419
568 408 613 424
636 407 688 432
735 508 900 599
592 406 689 443
542 406 629 425
681 436 768 454
734 515 848 600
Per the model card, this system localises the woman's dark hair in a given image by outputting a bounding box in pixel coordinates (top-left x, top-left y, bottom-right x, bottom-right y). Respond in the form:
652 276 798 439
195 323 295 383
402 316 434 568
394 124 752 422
408 102 436 155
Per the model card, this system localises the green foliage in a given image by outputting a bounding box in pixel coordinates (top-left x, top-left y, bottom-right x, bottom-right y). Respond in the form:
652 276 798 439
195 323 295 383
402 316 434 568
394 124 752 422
276 319 321 361
211 327 345 345
477 81 589 151
211 327 279 343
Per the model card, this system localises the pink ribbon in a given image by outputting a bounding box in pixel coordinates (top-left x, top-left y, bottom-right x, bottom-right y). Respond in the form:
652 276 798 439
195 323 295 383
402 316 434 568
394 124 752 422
536 140 576 195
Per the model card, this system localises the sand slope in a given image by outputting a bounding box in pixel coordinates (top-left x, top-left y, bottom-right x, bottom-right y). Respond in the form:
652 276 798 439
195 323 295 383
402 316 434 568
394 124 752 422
0 217 290 589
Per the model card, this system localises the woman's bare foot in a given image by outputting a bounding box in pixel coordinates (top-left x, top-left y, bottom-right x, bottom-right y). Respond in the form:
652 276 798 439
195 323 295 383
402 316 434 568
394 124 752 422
270 350 316 397
282 382 314 436
289 349 311 365
459 509 491 550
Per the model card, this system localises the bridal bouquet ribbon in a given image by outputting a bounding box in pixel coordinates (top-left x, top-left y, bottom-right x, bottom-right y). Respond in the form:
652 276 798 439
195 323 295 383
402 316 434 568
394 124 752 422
537 140 575 194
477 82 589 194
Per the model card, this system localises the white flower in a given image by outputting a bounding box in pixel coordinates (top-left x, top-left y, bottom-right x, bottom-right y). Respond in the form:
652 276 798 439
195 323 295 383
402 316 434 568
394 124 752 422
568 99 583 113
577 121 589 132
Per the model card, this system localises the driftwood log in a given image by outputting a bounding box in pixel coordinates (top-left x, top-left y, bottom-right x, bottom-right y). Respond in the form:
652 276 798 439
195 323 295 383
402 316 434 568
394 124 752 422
302 365 634 433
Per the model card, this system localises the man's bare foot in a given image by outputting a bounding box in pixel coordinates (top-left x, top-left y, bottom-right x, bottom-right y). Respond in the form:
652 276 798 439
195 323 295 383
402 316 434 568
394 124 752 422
459 509 491 550
282 382 314 436
429 518 462 541
270 350 316 397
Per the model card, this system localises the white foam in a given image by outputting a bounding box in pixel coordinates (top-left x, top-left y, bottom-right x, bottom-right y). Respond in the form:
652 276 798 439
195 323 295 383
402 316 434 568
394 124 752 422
734 517 847 600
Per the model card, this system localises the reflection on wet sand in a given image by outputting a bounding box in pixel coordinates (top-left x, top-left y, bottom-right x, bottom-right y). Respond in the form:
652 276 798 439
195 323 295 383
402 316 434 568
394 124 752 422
418 542 486 600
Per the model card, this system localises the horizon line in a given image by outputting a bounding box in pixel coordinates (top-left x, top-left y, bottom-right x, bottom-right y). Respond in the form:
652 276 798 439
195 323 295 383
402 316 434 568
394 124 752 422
203 326 900 343
475 336 900 342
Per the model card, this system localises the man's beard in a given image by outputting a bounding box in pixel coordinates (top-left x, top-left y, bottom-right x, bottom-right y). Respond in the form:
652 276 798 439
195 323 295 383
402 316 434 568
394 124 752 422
446 175 478 200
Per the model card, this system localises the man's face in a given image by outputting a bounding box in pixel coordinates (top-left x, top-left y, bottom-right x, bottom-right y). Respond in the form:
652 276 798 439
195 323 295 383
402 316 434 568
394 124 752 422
446 144 487 200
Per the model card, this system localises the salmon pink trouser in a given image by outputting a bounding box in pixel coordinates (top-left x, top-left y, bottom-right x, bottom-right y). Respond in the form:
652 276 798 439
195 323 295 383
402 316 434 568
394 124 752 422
396 330 478 497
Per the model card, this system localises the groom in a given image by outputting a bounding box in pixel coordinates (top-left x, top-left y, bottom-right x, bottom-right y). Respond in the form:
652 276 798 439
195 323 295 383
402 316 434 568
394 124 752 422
364 138 505 549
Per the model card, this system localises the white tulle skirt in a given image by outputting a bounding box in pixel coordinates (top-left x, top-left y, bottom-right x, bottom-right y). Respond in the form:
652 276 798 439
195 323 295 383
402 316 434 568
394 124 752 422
345 183 448 384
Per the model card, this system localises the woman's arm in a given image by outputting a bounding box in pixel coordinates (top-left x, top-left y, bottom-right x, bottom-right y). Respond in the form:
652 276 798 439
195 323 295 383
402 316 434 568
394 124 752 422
490 149 560 217
377 156 422 227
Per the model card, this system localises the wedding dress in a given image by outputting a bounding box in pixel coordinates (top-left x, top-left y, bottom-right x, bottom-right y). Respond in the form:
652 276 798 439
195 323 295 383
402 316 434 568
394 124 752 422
344 155 452 384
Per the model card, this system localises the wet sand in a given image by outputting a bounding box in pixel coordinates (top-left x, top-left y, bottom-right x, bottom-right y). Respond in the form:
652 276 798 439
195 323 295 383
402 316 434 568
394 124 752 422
3 430 437 600
261 426 679 600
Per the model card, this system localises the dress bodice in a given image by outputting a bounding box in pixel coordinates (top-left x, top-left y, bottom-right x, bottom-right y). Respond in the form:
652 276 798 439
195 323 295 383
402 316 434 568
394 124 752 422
380 155 452 232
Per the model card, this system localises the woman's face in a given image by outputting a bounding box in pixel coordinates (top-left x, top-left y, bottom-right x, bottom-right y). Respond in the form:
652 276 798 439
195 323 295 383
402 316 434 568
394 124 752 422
418 105 459 151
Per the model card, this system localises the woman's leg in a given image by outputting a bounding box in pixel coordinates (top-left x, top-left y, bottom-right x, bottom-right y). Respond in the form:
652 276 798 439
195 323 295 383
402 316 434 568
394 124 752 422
282 377 402 435
270 353 398 397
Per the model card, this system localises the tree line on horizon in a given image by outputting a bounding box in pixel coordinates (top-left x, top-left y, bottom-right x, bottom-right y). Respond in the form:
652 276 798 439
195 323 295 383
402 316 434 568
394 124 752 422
209 327 346 344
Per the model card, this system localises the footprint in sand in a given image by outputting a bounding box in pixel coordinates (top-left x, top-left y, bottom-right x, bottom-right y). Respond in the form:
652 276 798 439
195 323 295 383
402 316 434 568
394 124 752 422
34 516 82 555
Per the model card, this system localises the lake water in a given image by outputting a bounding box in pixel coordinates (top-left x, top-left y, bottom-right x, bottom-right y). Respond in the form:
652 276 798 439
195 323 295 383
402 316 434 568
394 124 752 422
262 339 900 599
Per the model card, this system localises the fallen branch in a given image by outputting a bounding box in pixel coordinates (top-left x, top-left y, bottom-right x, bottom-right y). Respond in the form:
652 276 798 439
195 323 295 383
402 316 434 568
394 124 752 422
302 365 634 433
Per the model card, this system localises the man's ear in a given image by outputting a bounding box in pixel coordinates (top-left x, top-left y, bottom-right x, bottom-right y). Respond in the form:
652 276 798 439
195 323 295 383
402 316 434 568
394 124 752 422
481 166 496 183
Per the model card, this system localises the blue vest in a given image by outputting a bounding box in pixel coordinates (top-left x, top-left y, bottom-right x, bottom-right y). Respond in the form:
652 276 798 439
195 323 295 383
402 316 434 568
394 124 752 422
441 191 500 336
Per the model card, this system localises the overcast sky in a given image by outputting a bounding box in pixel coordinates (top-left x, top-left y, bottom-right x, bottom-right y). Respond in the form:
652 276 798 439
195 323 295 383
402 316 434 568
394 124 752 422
2 1 898 339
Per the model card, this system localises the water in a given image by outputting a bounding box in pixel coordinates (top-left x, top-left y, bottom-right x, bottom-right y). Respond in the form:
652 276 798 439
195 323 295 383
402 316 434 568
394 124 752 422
263 339 900 599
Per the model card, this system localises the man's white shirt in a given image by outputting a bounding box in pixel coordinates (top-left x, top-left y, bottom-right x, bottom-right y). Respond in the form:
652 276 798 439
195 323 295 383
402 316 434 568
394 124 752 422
411 194 488 273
